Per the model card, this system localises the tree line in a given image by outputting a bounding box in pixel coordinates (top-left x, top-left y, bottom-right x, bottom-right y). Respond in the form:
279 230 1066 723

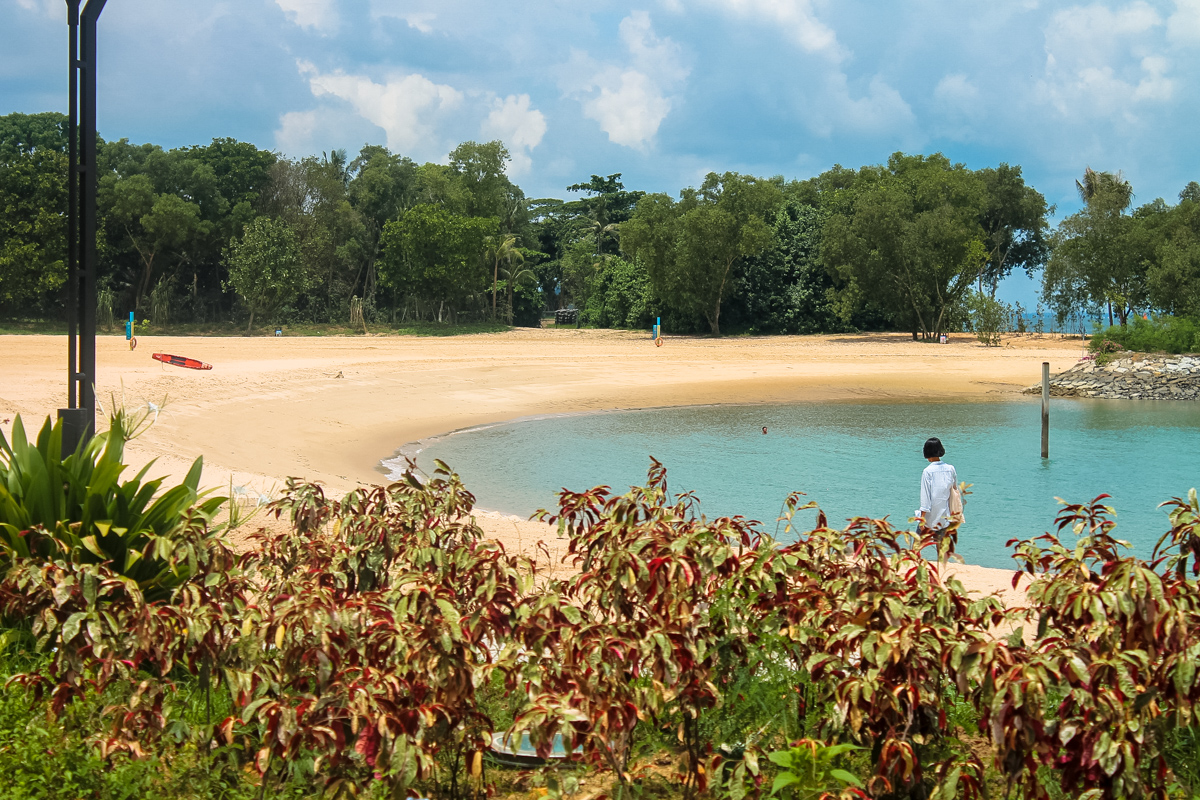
2 111 1197 337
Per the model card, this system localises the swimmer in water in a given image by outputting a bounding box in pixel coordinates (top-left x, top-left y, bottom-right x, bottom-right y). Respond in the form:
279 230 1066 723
762 426 767 434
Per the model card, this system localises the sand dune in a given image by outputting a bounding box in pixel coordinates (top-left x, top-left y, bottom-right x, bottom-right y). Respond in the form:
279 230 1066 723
0 328 1084 600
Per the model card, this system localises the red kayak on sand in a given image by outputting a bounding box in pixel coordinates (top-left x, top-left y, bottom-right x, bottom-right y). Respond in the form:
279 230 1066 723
152 353 212 370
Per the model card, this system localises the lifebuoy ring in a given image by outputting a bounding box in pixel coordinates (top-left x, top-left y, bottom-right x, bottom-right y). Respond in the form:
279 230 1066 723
655 336 663 347
129 337 137 350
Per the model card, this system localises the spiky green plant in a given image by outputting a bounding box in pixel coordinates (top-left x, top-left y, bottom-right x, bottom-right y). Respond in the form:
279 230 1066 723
0 409 225 600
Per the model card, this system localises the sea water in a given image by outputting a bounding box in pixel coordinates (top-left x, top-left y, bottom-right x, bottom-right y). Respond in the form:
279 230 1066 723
389 401 1200 569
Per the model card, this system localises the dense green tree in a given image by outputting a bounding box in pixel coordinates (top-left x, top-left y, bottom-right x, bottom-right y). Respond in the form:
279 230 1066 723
577 255 653 329
3 110 1081 339
509 272 545 327
187 137 276 208
565 174 644 256
1042 169 1144 326
560 237 602 315
224 216 305 331
498 255 538 326
448 141 509 217
91 135 274 322
378 204 497 322
733 199 841 334
256 154 367 321
821 153 988 339
1146 188 1200 317
525 176 644 314
622 172 780 335
340 146 421 317
977 164 1051 293
447 141 528 235
107 173 206 311
0 111 68 160
0 113 68 313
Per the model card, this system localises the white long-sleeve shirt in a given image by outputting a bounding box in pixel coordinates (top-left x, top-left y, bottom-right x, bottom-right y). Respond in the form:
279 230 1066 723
918 460 958 530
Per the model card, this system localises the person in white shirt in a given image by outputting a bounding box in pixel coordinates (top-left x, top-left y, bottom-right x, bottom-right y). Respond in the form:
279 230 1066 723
916 437 958 534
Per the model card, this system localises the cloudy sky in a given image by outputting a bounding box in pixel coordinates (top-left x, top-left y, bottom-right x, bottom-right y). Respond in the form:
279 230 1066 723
4 0 1200 298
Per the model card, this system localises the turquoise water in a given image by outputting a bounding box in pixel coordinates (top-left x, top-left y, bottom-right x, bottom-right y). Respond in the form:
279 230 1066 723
397 401 1200 569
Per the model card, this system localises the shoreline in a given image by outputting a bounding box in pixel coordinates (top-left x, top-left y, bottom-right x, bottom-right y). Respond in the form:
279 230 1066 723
0 329 1085 599
379 392 1050 478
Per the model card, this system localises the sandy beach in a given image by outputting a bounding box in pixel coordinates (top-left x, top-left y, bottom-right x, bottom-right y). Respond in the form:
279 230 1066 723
0 328 1084 601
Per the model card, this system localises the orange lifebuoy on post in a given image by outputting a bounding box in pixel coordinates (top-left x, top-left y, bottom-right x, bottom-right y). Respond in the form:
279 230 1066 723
129 337 137 350
655 337 663 347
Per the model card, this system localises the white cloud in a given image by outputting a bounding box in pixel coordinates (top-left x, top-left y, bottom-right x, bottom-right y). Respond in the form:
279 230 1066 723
934 73 981 112
1045 2 1161 63
403 12 436 33
273 106 391 159
581 69 673 149
14 0 59 19
481 94 546 176
275 0 338 32
562 11 689 150
620 10 690 85
275 110 327 156
1131 55 1173 100
1039 2 1174 119
366 1 470 35
296 60 463 156
682 0 842 59
828 74 916 134
1167 0 1200 43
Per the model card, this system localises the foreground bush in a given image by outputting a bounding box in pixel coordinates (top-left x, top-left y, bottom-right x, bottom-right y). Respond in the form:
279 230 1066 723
3 418 1200 799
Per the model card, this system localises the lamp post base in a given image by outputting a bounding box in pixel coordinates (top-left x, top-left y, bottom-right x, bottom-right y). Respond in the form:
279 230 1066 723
57 407 89 457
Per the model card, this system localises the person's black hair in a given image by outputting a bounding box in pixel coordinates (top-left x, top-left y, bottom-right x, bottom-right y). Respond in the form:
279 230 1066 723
923 437 945 459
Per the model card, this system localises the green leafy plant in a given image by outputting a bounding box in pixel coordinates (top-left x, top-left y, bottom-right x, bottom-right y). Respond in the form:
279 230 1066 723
0 409 225 598
964 495 1200 800
97 285 116 331
967 291 1010 347
758 496 1000 799
219 462 536 799
1090 315 1200 355
767 740 864 799
511 459 774 799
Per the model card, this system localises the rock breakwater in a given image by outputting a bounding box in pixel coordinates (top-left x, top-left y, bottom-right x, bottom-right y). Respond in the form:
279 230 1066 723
1025 353 1200 400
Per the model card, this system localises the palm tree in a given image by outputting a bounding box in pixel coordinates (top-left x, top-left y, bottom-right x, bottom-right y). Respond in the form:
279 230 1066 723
323 148 350 189
1076 167 1132 212
487 234 521 320
1074 167 1135 326
586 218 620 257
500 258 537 324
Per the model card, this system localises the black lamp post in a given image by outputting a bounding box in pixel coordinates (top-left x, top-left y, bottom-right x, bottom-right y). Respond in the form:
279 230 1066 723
59 0 108 455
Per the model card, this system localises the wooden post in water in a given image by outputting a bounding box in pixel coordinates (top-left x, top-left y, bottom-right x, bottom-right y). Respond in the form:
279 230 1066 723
1041 362 1050 458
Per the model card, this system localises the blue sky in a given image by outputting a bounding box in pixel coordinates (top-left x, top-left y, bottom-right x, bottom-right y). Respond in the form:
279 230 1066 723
4 0 1200 303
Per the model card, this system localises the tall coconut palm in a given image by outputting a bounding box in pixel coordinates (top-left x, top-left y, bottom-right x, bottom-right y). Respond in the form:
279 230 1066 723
487 234 521 320
500 258 537 324
1076 167 1132 213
